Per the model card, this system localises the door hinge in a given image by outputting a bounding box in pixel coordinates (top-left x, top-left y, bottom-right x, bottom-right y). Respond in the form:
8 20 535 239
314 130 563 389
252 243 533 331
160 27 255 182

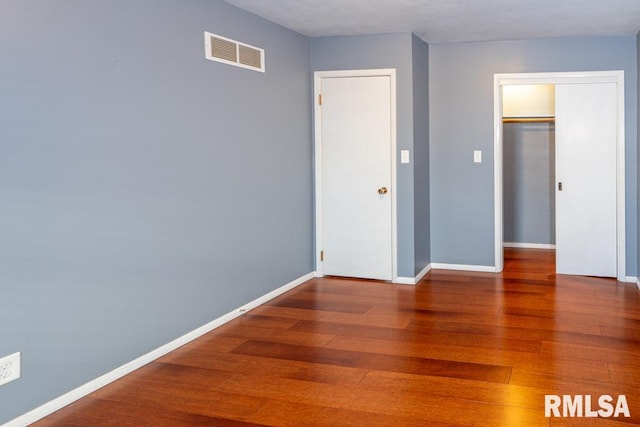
320 250 324 261
318 94 322 105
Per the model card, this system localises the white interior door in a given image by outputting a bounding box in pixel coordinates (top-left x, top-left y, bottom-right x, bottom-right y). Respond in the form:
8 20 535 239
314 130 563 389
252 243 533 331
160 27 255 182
555 83 617 277
320 75 393 280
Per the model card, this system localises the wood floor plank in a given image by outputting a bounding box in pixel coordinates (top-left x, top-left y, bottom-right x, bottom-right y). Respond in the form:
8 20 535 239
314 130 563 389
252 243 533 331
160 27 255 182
290 318 541 353
171 334 247 354
322 334 539 371
33 249 640 426
265 295 373 314
508 355 612 383
250 304 414 328
346 385 550 427
233 313 301 329
231 339 513 383
217 323 337 347
408 310 604 335
509 368 640 396
609 362 640 385
246 399 459 427
213 374 358 410
35 396 269 427
539 341 640 366
159 349 369 387
359 370 550 411
92 377 267 421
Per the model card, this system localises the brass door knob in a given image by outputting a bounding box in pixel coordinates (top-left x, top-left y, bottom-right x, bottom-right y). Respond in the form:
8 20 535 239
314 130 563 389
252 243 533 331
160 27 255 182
378 187 388 195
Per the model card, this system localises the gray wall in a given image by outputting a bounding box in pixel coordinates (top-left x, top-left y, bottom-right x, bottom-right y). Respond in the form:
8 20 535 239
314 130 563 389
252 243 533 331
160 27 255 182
503 122 555 245
0 0 312 423
412 35 431 275
311 33 418 277
430 37 638 273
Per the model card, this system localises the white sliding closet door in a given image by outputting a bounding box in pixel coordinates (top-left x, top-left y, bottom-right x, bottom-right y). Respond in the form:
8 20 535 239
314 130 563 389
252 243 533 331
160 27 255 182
555 83 617 277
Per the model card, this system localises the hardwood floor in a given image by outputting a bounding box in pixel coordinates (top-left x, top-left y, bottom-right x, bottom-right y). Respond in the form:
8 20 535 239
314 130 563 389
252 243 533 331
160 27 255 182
35 249 640 426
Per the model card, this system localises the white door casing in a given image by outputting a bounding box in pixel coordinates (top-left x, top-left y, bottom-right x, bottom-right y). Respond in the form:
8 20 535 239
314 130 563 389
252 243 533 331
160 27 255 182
555 83 618 277
493 71 625 281
314 69 397 281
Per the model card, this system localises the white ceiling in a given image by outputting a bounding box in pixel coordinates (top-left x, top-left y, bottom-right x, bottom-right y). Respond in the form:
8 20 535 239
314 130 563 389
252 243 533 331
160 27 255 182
224 0 640 44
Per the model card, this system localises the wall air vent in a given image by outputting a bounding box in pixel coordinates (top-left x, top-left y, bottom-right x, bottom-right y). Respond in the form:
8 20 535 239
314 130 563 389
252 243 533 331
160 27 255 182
204 32 265 73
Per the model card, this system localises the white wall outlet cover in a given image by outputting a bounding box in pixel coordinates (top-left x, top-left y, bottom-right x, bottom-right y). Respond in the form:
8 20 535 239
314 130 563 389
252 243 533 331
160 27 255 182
400 150 410 164
474 150 482 163
0 352 21 387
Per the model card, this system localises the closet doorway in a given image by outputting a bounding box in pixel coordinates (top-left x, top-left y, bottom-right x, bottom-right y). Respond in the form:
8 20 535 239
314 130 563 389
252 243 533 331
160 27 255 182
502 84 556 252
493 71 625 280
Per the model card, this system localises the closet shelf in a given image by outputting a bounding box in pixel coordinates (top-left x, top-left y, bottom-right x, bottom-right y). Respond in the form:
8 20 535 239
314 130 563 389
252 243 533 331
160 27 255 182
503 116 555 123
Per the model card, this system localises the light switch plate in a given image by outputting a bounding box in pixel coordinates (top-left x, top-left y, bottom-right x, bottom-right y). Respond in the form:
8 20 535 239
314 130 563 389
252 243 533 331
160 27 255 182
474 150 482 163
400 150 410 164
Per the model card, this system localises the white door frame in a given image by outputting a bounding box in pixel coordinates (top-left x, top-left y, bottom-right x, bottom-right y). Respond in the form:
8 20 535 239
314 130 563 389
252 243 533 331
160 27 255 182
314 69 398 282
493 70 626 281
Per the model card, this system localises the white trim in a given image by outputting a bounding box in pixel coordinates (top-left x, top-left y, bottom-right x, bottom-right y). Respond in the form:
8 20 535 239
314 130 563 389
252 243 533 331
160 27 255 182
5 272 315 427
494 71 626 281
620 276 637 284
636 278 640 290
394 277 416 285
431 263 498 273
504 242 556 249
236 272 315 312
313 69 398 282
493 75 504 274
395 263 432 285
414 263 432 283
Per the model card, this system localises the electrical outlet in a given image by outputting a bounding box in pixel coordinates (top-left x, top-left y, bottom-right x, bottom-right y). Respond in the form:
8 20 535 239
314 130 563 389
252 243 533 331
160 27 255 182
0 352 21 386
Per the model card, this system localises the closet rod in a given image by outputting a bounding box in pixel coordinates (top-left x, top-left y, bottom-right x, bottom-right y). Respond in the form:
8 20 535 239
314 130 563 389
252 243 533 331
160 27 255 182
503 116 555 123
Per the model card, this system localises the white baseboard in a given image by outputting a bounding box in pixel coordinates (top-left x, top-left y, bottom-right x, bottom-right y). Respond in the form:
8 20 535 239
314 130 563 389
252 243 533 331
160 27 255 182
504 242 556 249
395 263 432 285
430 263 498 273
394 277 414 285
637 278 640 291
5 271 316 427
621 276 638 284
237 272 315 312
415 263 432 283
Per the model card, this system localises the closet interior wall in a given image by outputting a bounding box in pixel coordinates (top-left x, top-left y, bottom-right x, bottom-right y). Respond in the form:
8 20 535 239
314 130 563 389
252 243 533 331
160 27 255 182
503 118 556 247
